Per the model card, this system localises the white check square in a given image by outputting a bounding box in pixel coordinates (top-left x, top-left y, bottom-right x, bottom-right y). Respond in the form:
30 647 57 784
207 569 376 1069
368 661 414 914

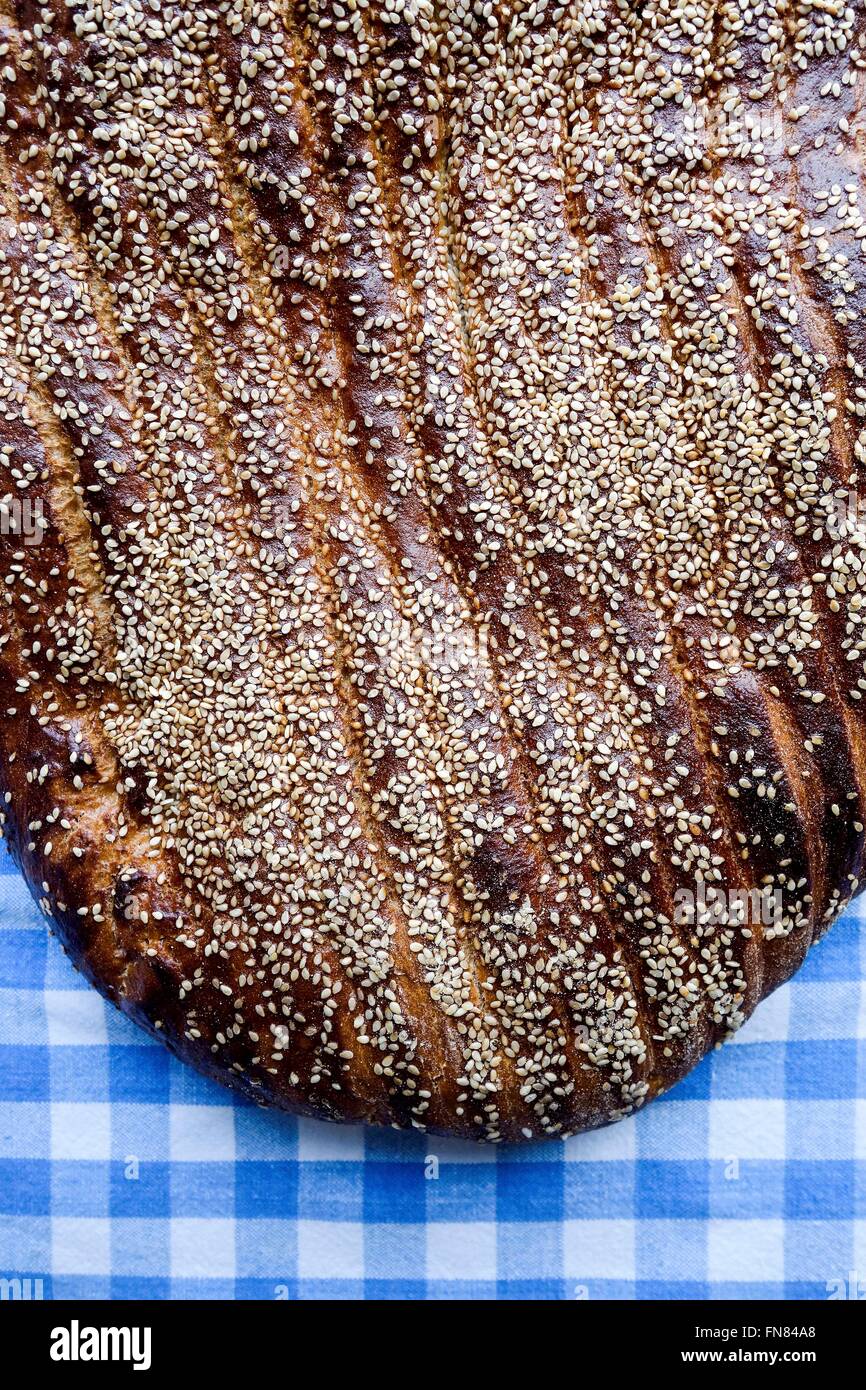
731 986 790 1044
51 1102 111 1161
855 1100 866 1160
708 1220 784 1282
170 1218 235 1278
297 1221 364 1280
709 1100 786 1161
297 1116 365 1162
52 1218 110 1276
563 1114 637 1161
427 1222 496 1281
170 1104 236 1162
564 1220 635 1279
44 988 108 1045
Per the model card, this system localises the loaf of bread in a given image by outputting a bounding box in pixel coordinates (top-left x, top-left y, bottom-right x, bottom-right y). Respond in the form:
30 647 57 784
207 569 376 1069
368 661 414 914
1 0 864 1141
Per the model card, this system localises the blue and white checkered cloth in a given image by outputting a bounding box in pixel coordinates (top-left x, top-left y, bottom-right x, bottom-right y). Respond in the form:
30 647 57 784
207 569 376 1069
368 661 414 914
0 842 863 1301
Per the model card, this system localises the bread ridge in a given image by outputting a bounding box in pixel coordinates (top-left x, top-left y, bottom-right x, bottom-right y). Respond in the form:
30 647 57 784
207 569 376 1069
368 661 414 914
0 0 865 1141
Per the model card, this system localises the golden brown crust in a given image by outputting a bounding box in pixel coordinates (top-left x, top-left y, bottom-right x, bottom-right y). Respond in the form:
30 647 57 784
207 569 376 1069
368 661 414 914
1 0 865 1141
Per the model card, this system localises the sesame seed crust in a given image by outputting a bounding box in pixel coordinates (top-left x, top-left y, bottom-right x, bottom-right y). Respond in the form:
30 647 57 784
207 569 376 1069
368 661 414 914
1 0 865 1141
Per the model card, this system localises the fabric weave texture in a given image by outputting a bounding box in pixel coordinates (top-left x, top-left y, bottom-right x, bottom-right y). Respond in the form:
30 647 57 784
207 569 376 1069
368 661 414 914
0 846 863 1301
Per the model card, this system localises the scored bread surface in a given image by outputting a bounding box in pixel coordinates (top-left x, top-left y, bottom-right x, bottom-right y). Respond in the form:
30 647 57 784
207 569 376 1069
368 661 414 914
1 0 865 1142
